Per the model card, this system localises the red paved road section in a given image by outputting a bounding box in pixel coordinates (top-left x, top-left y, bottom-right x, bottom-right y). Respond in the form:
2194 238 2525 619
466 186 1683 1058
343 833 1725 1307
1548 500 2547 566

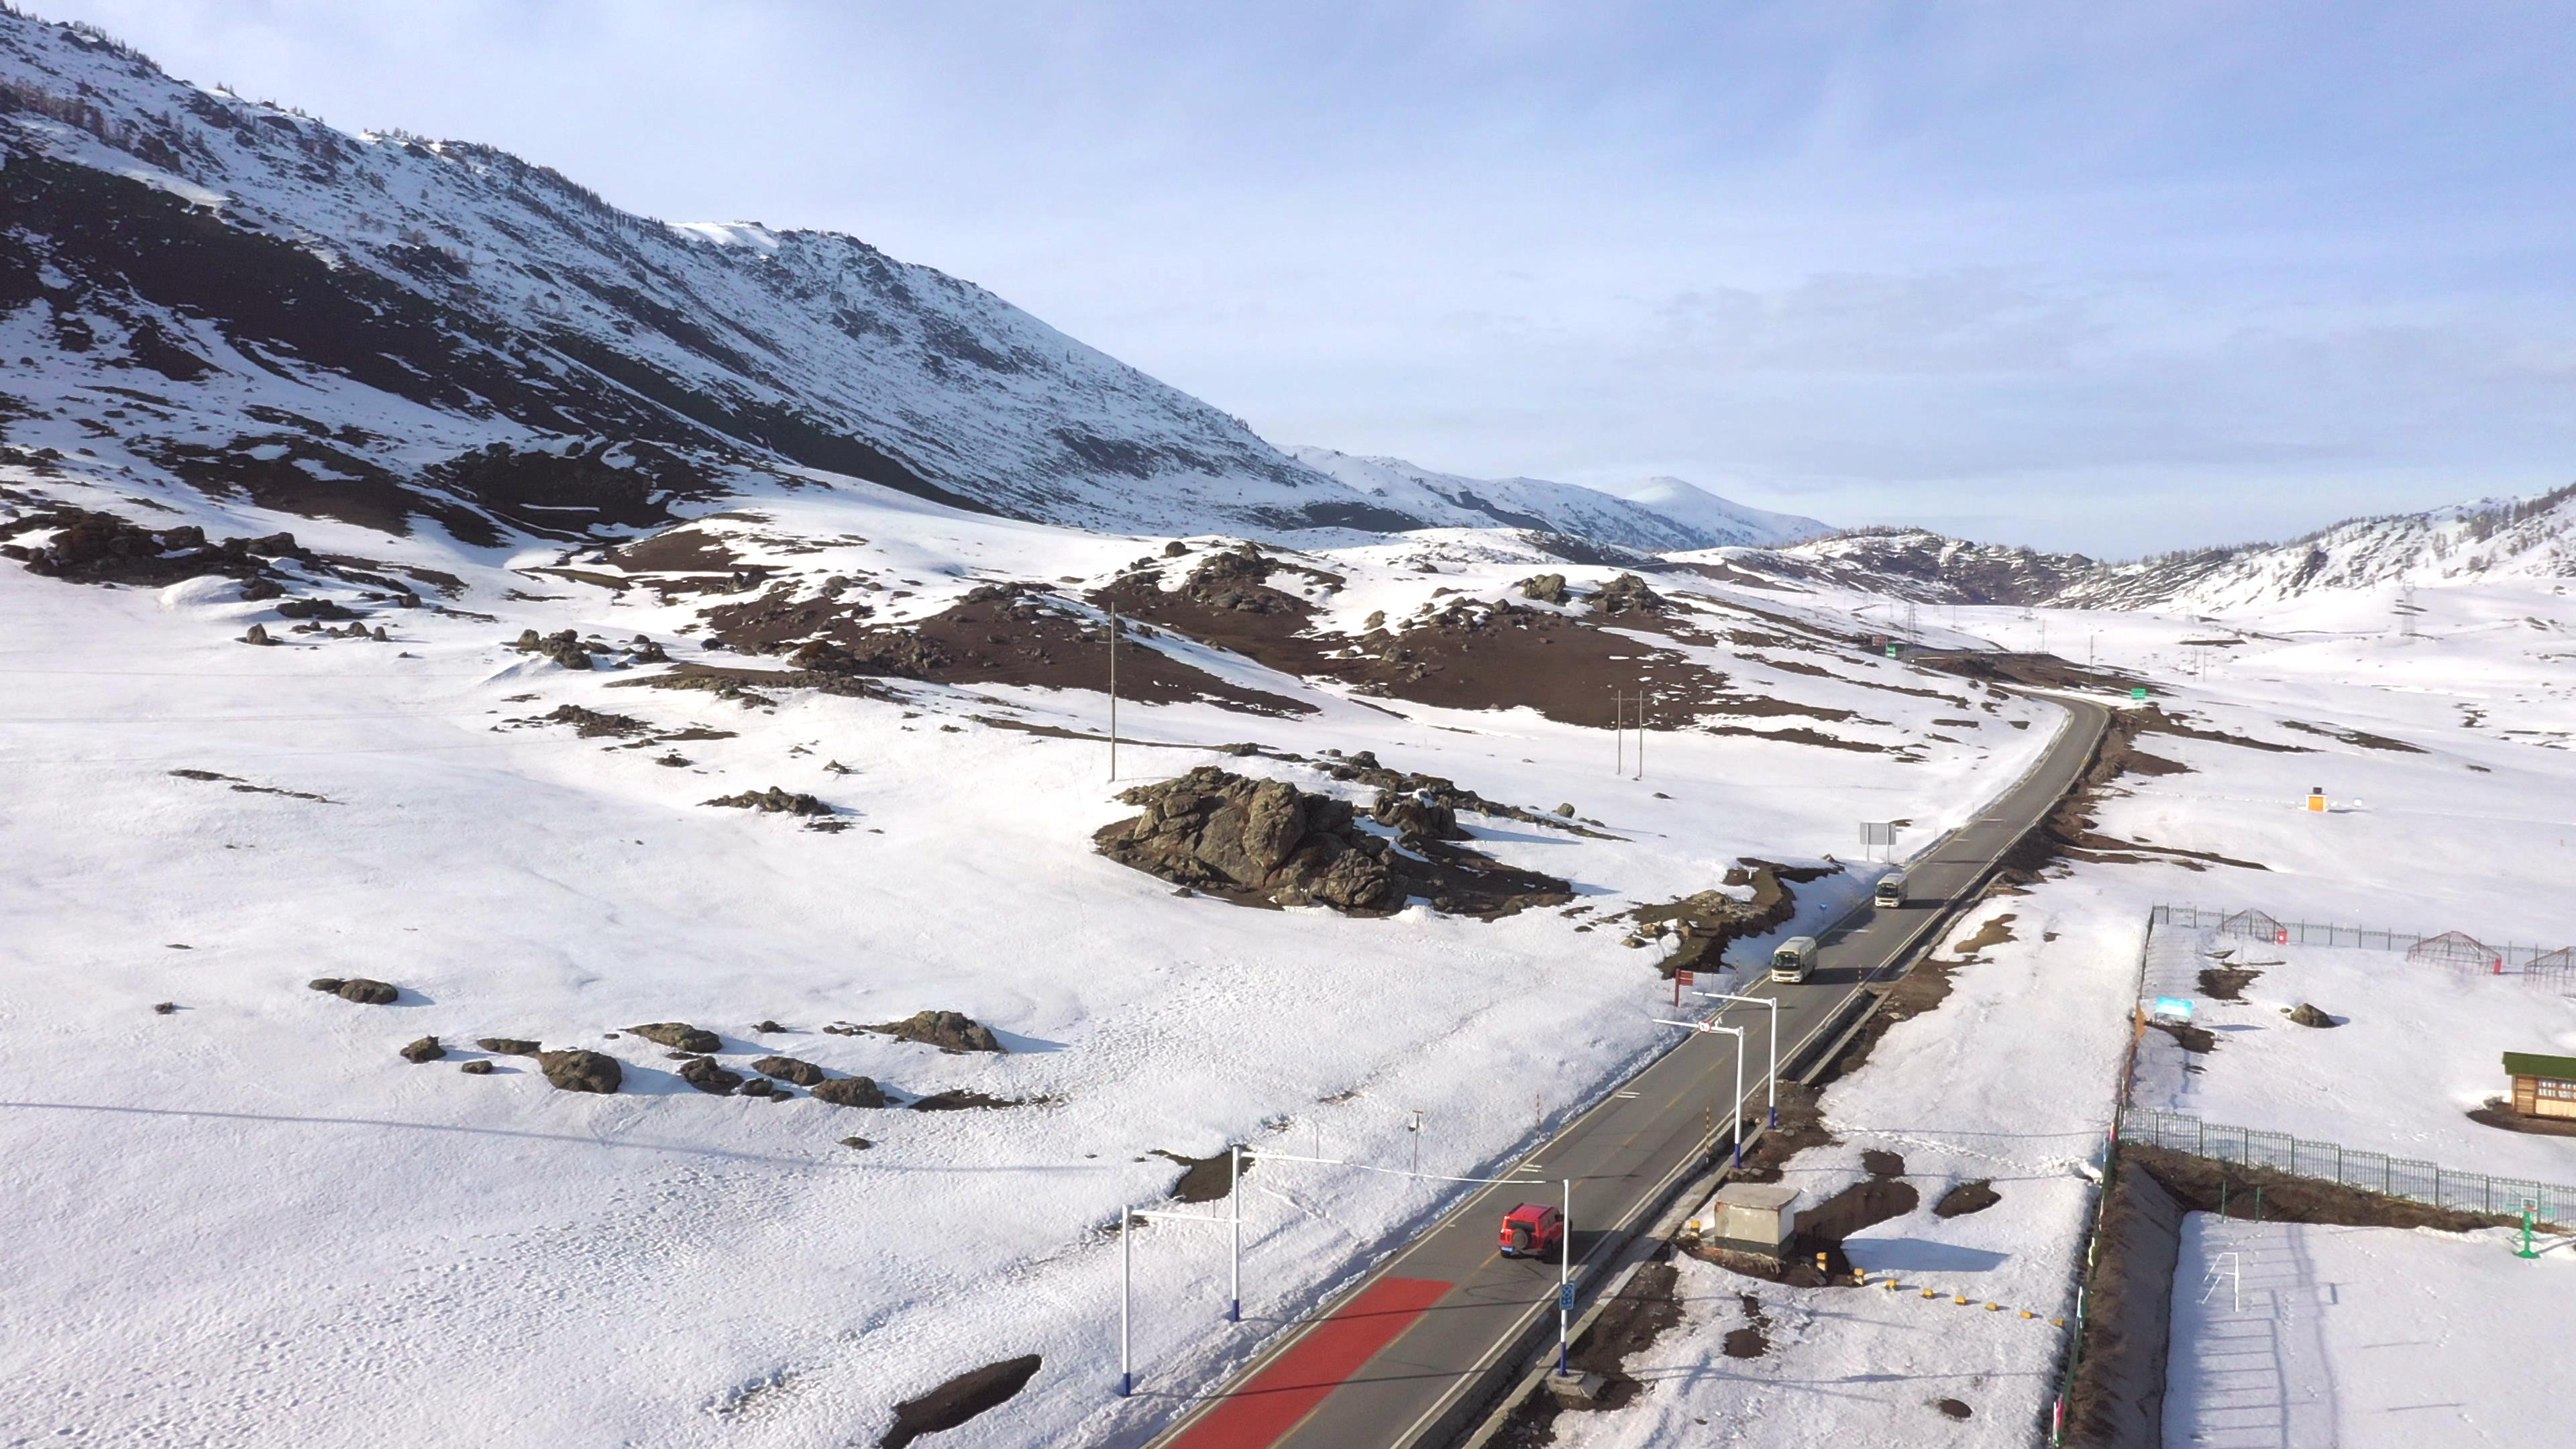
1166 1277 1455 1449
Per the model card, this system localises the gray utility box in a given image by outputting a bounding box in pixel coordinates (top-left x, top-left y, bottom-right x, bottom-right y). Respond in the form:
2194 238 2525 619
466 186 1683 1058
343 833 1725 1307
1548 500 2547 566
1689 1183 1799 1259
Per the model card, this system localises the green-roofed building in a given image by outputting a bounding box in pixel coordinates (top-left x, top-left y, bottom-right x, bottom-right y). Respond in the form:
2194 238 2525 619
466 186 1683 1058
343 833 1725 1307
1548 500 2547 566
2503 1053 2576 1121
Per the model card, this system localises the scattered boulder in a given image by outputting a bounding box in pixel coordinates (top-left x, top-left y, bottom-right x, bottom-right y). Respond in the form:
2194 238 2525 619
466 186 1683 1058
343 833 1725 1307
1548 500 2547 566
307 977 345 993
1094 766 1571 918
739 1077 775 1097
241 623 276 646
275 597 360 621
909 1089 1032 1112
677 1056 745 1095
543 704 647 737
1516 573 1570 604
753 1055 829 1086
1371 788 1465 842
1555 803 1576 817
400 1035 445 1063
1163 540 1190 557
627 1022 721 1053
752 1019 786 1034
810 1075 890 1108
839 1136 873 1150
476 1037 541 1057
335 979 400 1005
703 786 833 816
152 1001 178 1015
867 1011 1005 1055
458 1059 495 1075
2286 1002 2340 1028
537 1049 622 1094
1593 573 1665 615
510 628 594 669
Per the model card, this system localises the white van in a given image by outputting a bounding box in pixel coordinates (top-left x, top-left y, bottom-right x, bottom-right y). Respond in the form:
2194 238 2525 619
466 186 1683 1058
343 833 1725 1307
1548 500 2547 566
1770 935 1819 983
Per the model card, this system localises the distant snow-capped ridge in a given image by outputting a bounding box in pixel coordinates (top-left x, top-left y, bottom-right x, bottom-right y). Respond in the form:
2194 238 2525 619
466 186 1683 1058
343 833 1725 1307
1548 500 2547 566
1746 485 2575 610
1287 448 1829 551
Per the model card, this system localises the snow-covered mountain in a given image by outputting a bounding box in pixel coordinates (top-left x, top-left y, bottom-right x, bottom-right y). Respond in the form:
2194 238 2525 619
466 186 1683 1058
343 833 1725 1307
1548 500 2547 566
1589 474 1830 547
1288 447 1828 552
1731 486 2575 612
0 12 1467 547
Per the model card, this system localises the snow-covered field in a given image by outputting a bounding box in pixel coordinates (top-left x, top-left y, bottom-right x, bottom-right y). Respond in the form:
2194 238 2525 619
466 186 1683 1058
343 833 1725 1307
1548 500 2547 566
2133 932 2576 1187
1544 578 2576 1448
2165 1218 2573 1449
0 471 2066 1448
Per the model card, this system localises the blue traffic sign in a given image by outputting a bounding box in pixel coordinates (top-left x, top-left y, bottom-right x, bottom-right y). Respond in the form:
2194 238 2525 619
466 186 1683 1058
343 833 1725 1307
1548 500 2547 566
1558 1283 1577 1311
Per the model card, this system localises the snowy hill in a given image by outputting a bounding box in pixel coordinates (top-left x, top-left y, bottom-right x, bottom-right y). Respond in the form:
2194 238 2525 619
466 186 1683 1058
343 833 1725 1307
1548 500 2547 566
1590 474 1830 547
0 12 1452 545
1288 447 1827 552
1723 486 2575 614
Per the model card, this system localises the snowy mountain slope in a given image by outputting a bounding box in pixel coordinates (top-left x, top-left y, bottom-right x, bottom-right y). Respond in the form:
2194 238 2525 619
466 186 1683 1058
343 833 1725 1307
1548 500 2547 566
1590 474 1831 547
0 11 1432 547
1288 446 1827 551
1711 486 2576 614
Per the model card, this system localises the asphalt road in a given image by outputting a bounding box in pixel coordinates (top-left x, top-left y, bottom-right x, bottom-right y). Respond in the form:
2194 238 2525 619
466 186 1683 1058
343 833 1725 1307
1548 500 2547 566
1145 693 2110 1449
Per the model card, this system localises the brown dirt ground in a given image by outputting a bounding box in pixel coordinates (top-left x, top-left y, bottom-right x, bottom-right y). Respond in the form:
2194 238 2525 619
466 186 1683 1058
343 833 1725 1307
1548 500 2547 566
2468 1100 2576 1138
1934 1180 2002 1218
1994 706 2271 882
1492 1259 1686 1444
1153 1147 1254 1203
2198 966 2263 1001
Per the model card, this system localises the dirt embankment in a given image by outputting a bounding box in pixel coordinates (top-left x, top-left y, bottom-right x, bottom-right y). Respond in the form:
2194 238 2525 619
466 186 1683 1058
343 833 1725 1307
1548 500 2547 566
2061 1140 2545 1448
1996 706 2271 881
1629 859 1840 978
1491 1260 1687 1445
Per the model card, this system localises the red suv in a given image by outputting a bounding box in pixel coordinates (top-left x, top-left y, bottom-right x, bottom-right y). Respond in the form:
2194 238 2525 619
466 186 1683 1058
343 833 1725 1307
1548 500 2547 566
1498 1203 1565 1257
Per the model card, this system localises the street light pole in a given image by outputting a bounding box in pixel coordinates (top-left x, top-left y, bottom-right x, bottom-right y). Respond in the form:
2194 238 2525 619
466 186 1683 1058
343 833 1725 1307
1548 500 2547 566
1118 1204 1133 1397
1635 689 1646 780
1556 1176 1572 1377
1697 991 1779 1128
1612 690 1623 774
1705 1024 1746 1167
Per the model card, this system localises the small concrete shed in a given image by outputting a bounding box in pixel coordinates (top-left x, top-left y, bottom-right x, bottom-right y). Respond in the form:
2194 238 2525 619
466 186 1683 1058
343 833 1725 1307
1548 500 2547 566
1688 1183 1799 1259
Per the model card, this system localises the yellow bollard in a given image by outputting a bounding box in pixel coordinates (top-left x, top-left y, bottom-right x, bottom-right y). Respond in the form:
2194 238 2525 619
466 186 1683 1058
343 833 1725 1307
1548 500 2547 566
1884 1279 1900 1291
2051 1318 2066 1327
2021 1309 2037 1319
1985 1303 2002 1311
1953 1295 1970 1305
1921 1288 1937 1299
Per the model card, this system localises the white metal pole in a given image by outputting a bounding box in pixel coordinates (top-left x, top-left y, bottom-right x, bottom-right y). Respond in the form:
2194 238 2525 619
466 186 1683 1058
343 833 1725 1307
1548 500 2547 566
1118 1205 1133 1397
1556 1177 1571 1377
1613 690 1623 774
1108 603 1119 782
1228 1146 1242 1322
1733 1034 1744 1168
1699 993 1779 1128
1635 690 1646 780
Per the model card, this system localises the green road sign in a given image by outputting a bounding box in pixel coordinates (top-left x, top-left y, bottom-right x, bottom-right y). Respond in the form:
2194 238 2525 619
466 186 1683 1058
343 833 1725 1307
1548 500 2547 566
1886 644 1900 657
2130 687 2149 701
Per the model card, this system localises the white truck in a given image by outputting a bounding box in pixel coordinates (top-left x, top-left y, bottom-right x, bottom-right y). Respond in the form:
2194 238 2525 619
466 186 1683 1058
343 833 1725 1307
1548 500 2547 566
1769 935 1819 983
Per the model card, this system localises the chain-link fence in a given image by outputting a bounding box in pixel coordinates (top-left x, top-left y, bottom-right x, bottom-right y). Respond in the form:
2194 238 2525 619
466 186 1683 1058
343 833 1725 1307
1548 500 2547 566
2151 902 2565 972
2125 1106 2576 1223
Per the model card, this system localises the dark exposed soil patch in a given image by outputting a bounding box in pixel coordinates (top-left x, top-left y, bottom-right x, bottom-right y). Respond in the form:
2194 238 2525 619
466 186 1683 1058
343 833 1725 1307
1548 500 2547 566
714 578 1316 716
1095 767 1571 919
1495 1260 1685 1440
2149 1020 2216 1055
1723 1293 1772 1358
169 768 335 803
2197 966 2262 1001
1935 1398 1973 1420
1153 1147 1253 1203
1860 1148 1907 1179
880 1354 1042 1449
2137 708 2312 755
601 525 743 574
2469 1099 2576 1138
1914 651 2152 696
1 505 308 587
1729 1079 1836 1184
2282 720 2425 753
1933 1180 2002 1218
1949 912 2017 958
1794 1176 1922 1278
910 1089 1046 1112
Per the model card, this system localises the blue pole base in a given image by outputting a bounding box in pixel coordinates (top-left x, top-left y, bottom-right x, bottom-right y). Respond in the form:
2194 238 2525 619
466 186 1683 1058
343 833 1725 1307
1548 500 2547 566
1733 1142 1743 1169
1229 1299 1241 1322
1120 1372 1132 1398
1769 1106 1778 1129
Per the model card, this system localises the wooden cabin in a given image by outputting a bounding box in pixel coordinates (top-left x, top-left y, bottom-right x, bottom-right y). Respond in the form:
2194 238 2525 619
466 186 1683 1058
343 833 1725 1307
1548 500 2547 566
2503 1052 2576 1120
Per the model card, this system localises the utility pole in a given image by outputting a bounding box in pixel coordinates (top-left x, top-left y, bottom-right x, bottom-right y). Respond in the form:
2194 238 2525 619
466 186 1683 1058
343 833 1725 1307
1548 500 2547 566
1634 689 1647 780
1107 602 1120 782
1612 690 1624 775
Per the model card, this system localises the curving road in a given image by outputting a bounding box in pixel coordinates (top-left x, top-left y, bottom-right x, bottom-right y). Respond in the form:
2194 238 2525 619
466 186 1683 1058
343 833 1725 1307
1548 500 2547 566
1143 693 2110 1449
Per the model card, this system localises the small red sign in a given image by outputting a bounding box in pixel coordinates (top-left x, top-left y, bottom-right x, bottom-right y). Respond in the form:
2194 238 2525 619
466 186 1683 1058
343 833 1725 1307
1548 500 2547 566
1676 970 1695 987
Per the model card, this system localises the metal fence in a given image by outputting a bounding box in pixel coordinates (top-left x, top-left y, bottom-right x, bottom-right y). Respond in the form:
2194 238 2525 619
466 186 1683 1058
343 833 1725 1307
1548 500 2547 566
2125 1106 2576 1224
2151 902 2565 973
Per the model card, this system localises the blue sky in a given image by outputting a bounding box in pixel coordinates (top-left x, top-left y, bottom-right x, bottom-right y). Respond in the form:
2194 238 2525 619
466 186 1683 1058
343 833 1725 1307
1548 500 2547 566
34 1 2576 553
